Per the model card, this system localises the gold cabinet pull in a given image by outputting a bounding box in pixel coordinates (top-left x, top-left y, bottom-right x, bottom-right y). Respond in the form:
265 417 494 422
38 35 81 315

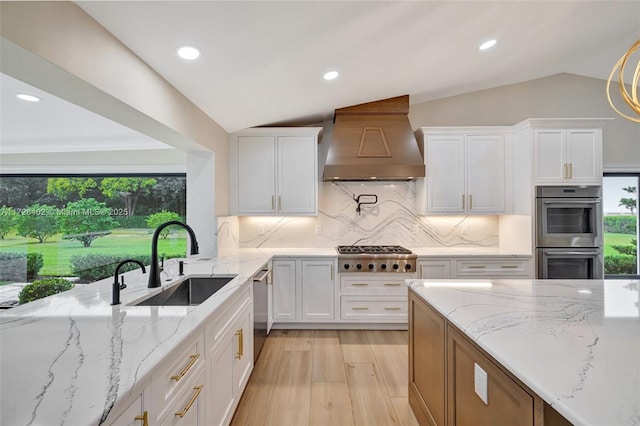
278 195 282 211
385 307 402 311
235 328 244 359
134 411 148 426
352 307 369 310
271 195 275 210
569 163 573 179
461 194 465 209
171 354 200 381
469 194 473 210
352 283 368 286
330 264 334 281
500 265 519 269
563 163 568 179
467 265 486 269
175 385 203 418
384 283 401 286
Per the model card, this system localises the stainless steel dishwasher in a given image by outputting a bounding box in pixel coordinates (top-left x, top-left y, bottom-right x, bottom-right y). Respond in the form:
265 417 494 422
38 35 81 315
252 266 271 361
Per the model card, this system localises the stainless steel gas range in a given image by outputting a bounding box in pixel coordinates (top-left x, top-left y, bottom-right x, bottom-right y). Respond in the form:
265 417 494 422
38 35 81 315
336 245 417 273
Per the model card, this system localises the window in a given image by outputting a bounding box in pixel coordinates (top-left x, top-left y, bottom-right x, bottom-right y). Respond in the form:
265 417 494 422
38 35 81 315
0 174 187 306
603 173 639 278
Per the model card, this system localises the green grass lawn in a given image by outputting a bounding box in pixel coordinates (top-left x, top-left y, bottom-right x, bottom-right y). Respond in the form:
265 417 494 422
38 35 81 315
0 228 187 276
603 232 636 256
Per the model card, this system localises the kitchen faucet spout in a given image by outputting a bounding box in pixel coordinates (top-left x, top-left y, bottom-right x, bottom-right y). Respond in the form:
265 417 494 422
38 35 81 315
148 221 199 288
112 260 146 305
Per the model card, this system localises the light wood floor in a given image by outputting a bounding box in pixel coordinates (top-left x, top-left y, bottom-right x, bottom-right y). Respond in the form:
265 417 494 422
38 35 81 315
231 329 419 426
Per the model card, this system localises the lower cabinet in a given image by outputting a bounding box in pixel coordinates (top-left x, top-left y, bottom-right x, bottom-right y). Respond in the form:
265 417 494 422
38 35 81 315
448 326 534 426
418 257 532 279
108 390 150 426
207 290 253 426
272 259 297 321
159 367 206 426
409 290 572 426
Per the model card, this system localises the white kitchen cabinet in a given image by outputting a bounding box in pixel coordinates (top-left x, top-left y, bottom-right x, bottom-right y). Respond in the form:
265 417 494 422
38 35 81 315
207 288 253 426
533 128 602 184
300 259 336 321
419 129 507 214
108 389 150 426
272 259 297 321
230 128 321 216
418 260 452 279
418 257 533 279
338 274 412 323
159 367 206 426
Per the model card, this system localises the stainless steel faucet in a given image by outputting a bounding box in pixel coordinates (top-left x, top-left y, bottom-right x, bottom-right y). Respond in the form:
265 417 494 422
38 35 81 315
112 259 146 305
148 221 199 288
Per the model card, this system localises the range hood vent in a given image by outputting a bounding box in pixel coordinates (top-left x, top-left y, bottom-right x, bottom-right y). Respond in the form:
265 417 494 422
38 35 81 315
323 95 425 181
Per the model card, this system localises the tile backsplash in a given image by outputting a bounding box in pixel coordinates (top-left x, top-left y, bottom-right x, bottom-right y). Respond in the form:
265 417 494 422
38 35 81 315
218 181 499 249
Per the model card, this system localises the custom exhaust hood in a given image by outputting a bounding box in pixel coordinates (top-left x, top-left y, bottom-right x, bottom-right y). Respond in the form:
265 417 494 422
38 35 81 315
323 95 425 181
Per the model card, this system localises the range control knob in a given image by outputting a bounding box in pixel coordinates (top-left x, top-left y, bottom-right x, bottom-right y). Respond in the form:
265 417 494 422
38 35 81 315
381 263 387 270
356 264 362 270
344 264 350 270
405 264 412 270
368 263 374 270
393 264 399 270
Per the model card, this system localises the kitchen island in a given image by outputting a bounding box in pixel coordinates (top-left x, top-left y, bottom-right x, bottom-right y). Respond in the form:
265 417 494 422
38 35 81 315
407 278 640 426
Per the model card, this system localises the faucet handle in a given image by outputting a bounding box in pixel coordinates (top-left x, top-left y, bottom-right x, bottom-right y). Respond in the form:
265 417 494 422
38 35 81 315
119 275 127 290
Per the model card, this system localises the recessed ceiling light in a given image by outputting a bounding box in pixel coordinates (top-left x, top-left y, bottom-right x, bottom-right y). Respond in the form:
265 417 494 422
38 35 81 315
479 39 497 51
176 45 200 60
16 93 41 102
323 71 339 81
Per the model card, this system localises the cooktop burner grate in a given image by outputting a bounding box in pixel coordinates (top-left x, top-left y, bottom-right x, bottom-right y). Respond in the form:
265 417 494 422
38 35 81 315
336 245 413 255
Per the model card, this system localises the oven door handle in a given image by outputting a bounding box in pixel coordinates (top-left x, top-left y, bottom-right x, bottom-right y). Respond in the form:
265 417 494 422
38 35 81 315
542 250 601 255
543 200 600 205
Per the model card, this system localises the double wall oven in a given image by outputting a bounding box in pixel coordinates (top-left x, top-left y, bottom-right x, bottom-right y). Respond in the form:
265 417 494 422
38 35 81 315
536 186 603 279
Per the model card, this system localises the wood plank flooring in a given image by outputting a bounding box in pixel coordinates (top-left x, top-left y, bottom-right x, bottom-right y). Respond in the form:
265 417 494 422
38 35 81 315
231 330 419 426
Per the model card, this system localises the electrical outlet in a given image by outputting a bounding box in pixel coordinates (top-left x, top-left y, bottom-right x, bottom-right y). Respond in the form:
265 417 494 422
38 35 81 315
412 224 420 234
460 223 468 235
474 363 488 405
314 224 322 235
258 225 266 235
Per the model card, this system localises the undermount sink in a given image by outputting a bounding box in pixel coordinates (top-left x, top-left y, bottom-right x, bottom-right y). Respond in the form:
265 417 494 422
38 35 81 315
133 275 238 306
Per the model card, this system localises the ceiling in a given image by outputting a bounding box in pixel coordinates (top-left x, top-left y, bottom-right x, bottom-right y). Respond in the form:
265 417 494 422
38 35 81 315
0 73 171 154
2 1 639 154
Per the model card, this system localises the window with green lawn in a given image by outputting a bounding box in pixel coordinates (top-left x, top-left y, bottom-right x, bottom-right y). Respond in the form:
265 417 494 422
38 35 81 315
0 174 187 303
603 173 639 278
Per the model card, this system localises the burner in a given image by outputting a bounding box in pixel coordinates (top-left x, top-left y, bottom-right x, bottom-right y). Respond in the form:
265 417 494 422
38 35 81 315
336 245 412 255
336 245 416 273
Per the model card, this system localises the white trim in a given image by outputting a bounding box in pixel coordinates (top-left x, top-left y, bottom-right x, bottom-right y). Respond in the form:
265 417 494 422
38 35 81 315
603 165 640 174
0 164 186 174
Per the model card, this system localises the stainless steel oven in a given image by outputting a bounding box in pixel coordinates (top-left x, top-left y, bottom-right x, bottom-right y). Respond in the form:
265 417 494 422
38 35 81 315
536 248 603 279
536 186 602 248
536 186 603 279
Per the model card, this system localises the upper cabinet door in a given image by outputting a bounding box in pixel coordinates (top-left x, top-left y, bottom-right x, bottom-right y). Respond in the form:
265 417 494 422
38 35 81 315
466 135 505 213
426 135 466 214
533 129 565 183
533 128 602 184
237 136 276 214
277 136 317 214
565 129 602 184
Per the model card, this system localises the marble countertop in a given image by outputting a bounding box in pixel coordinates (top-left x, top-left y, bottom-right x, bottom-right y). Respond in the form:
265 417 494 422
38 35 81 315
408 278 640 426
0 250 272 426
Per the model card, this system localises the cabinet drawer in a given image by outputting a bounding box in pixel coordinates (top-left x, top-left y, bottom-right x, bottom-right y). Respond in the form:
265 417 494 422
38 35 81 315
151 333 204 414
455 259 530 276
207 285 251 347
159 365 206 426
340 275 411 295
340 296 407 321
